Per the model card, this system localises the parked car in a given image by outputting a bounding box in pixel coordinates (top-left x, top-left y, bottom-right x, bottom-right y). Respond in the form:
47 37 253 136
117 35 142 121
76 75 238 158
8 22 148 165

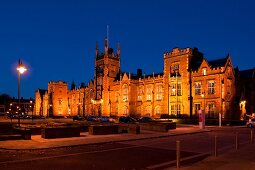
246 118 255 128
73 115 85 121
98 116 110 122
118 116 137 123
138 116 155 123
86 115 98 121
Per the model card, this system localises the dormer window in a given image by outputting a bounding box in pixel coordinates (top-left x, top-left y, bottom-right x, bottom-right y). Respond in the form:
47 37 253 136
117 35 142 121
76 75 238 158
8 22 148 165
202 68 207 75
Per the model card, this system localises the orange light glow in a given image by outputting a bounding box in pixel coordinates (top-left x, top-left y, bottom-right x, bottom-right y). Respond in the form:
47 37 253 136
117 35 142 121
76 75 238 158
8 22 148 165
17 60 27 74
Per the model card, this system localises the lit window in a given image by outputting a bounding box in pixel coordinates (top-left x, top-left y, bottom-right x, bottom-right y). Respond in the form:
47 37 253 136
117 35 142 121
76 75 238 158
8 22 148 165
208 102 215 118
156 84 162 100
195 82 201 95
171 84 176 96
194 103 201 115
202 68 207 75
137 87 143 101
155 107 161 114
208 80 215 94
171 104 181 115
171 83 181 96
146 106 151 116
146 85 152 101
177 84 181 96
122 84 128 101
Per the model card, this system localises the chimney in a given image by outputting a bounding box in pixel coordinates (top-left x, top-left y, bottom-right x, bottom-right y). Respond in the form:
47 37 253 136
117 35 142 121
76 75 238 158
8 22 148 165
137 69 142 78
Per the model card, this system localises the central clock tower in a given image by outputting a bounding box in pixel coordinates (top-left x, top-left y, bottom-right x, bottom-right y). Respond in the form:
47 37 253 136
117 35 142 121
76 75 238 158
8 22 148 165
94 38 120 116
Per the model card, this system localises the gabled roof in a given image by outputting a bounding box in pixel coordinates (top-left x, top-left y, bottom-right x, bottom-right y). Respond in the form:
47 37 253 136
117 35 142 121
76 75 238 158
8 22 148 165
38 89 47 98
239 69 255 79
190 57 203 71
189 47 204 71
207 56 228 68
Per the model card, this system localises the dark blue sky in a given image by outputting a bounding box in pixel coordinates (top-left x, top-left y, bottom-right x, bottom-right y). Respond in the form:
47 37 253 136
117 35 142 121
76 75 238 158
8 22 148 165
0 0 254 98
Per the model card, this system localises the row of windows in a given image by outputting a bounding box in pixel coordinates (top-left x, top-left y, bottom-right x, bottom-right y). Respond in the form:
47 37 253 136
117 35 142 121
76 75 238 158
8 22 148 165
68 78 230 103
118 83 183 102
122 84 164 102
195 80 215 95
194 102 216 116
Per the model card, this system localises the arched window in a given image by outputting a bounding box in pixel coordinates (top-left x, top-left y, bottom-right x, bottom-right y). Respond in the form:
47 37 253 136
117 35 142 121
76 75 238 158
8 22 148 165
146 106 152 116
156 84 163 100
155 106 161 115
146 85 152 101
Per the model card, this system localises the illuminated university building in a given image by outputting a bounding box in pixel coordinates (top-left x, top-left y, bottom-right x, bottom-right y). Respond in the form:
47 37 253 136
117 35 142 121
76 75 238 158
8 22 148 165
35 38 237 119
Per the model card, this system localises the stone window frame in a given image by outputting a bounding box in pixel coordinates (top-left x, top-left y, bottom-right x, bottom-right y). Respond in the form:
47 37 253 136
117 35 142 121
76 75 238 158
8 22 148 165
208 80 215 95
202 68 207 76
146 85 152 101
207 102 216 118
195 81 202 95
122 84 128 102
171 83 182 96
137 86 143 101
156 84 163 100
194 103 201 115
171 104 181 115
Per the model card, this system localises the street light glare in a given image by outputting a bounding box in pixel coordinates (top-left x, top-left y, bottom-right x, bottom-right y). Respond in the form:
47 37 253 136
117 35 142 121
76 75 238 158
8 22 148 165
17 66 27 74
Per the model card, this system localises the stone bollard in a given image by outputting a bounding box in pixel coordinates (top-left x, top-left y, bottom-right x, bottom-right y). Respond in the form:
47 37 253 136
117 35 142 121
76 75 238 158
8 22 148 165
176 140 180 168
236 132 239 150
214 136 218 157
251 129 253 144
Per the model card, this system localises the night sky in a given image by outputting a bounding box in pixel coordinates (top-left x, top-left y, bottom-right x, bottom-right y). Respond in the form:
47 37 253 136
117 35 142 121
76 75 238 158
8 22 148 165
0 0 255 99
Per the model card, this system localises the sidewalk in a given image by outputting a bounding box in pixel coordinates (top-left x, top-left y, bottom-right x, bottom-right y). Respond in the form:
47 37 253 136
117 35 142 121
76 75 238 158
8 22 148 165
168 142 255 170
0 126 209 150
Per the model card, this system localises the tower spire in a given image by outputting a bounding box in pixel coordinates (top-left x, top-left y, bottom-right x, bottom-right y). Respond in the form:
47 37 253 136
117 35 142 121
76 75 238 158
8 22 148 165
117 41 120 57
95 41 99 57
104 37 108 55
107 25 109 46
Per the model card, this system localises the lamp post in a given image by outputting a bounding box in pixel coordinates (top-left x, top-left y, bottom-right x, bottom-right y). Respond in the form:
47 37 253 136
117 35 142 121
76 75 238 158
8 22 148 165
176 71 178 117
83 91 85 117
168 83 170 116
168 73 171 116
199 91 206 129
201 91 205 112
17 59 27 127
30 100 33 122
172 71 178 117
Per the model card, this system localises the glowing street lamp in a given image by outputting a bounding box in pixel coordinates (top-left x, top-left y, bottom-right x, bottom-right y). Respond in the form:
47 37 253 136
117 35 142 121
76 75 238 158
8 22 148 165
17 59 27 126
201 91 205 111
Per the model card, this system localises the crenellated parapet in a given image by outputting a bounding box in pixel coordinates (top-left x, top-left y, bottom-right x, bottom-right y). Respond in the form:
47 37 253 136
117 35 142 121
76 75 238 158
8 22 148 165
164 47 192 58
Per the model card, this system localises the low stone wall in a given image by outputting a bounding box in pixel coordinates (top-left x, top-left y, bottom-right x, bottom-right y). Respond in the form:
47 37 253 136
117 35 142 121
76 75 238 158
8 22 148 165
41 126 80 139
139 122 176 132
0 122 14 134
118 123 140 134
14 127 32 140
89 125 119 135
0 134 23 141
28 127 41 135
